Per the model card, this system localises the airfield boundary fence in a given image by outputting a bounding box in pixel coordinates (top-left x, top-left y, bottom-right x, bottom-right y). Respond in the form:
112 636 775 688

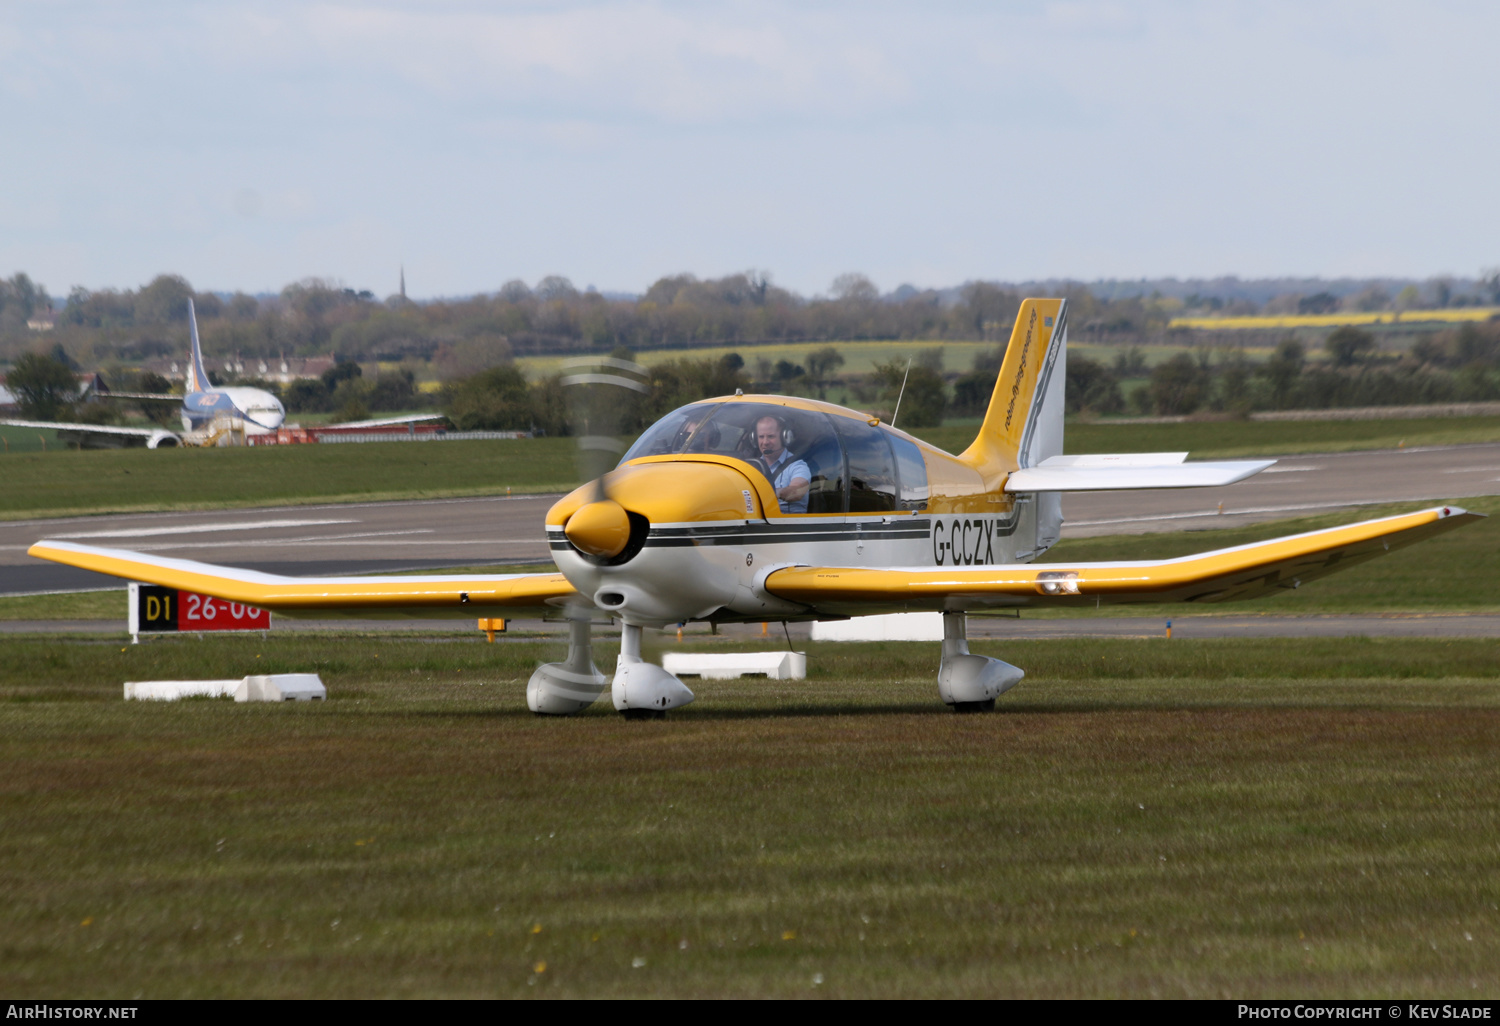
313 430 533 444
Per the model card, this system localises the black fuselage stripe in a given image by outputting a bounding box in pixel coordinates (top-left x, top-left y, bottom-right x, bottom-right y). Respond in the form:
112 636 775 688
549 532 933 551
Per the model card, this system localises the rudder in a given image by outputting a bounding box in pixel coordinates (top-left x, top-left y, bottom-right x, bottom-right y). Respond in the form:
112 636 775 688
959 297 1068 560
959 297 1068 475
184 298 213 394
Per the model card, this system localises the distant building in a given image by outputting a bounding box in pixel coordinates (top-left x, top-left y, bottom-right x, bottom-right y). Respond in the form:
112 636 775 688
26 313 55 332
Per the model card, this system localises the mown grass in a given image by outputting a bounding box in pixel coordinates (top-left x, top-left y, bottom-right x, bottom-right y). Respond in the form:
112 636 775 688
0 436 580 520
0 588 126 621
1 633 1497 998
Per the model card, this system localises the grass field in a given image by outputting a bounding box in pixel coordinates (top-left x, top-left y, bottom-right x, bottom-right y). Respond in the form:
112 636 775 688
1 633 1497 997
0 435 581 520
8 413 1500 521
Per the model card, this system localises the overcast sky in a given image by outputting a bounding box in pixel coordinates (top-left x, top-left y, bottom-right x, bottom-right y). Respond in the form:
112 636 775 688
2 1 1496 299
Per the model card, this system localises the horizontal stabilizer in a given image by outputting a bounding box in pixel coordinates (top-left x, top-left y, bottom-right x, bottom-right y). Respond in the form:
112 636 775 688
98 392 183 402
26 541 577 619
764 505 1482 614
1006 455 1274 492
1037 452 1188 467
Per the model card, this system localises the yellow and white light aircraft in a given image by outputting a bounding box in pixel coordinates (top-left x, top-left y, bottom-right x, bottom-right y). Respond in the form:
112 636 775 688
28 299 1481 718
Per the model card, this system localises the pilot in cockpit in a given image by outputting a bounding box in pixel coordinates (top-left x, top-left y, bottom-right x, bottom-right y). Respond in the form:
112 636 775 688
755 415 811 514
673 415 718 453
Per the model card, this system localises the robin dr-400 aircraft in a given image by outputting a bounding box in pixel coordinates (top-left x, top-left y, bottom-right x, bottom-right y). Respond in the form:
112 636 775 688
28 299 1481 717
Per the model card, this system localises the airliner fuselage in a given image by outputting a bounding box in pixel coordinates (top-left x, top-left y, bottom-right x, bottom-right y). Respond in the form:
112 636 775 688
180 385 286 434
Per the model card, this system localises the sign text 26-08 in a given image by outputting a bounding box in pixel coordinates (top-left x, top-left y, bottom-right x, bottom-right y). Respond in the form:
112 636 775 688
129 582 270 635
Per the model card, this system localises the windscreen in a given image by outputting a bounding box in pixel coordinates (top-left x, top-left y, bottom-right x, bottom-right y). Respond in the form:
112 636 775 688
621 401 845 514
619 403 716 463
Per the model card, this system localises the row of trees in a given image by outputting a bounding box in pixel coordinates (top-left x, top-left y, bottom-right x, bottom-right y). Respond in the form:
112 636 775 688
8 268 1498 380
15 320 1500 433
0 270 1200 371
1126 322 1500 417
0 274 50 335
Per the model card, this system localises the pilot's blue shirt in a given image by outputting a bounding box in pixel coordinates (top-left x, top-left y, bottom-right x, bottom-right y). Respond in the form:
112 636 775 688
766 449 811 514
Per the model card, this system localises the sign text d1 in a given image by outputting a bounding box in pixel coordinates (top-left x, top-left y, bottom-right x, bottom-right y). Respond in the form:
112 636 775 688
128 582 270 642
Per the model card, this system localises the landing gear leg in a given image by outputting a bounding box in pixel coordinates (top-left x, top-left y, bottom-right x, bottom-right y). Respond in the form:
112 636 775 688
527 616 608 715
613 623 695 718
937 611 1025 712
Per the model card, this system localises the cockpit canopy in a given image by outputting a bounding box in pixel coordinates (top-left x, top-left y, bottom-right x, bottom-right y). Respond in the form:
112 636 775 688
621 400 929 515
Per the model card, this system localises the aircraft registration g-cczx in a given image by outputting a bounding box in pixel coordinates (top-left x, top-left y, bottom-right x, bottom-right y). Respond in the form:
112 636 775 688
29 299 1482 718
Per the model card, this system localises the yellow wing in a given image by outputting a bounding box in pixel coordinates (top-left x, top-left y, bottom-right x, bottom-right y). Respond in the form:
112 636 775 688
27 541 577 619
764 506 1481 615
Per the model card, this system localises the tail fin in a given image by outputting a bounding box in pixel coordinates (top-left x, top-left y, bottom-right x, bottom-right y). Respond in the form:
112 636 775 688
184 297 213 393
960 297 1068 476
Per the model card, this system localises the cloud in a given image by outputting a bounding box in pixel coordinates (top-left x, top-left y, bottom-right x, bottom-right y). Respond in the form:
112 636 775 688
187 2 914 125
2 1 1498 294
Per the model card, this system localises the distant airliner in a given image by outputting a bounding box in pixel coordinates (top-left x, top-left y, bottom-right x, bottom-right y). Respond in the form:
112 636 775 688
3 298 441 448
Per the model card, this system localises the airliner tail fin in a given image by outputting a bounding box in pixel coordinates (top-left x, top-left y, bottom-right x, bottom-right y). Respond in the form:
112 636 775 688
185 298 212 393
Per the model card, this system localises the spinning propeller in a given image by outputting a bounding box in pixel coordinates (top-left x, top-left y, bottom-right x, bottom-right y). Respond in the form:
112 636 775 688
559 356 649 560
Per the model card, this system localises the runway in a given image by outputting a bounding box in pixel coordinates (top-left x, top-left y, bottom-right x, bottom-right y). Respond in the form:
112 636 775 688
3 442 1498 595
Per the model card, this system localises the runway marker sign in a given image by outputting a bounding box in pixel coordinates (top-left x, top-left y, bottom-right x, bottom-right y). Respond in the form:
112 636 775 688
129 582 270 642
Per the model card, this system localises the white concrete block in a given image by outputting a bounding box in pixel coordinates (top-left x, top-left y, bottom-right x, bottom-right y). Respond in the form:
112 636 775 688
237 674 327 702
811 612 945 642
661 651 806 680
123 674 327 701
124 679 240 701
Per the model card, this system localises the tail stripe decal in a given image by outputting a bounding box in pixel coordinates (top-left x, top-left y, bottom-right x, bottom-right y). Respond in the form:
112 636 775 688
1002 306 1038 432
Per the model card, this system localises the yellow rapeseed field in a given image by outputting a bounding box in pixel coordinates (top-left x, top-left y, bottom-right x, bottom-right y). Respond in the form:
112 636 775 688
1170 307 1499 331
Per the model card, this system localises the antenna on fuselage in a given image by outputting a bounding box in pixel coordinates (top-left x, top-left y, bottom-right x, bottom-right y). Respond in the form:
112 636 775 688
890 357 913 428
